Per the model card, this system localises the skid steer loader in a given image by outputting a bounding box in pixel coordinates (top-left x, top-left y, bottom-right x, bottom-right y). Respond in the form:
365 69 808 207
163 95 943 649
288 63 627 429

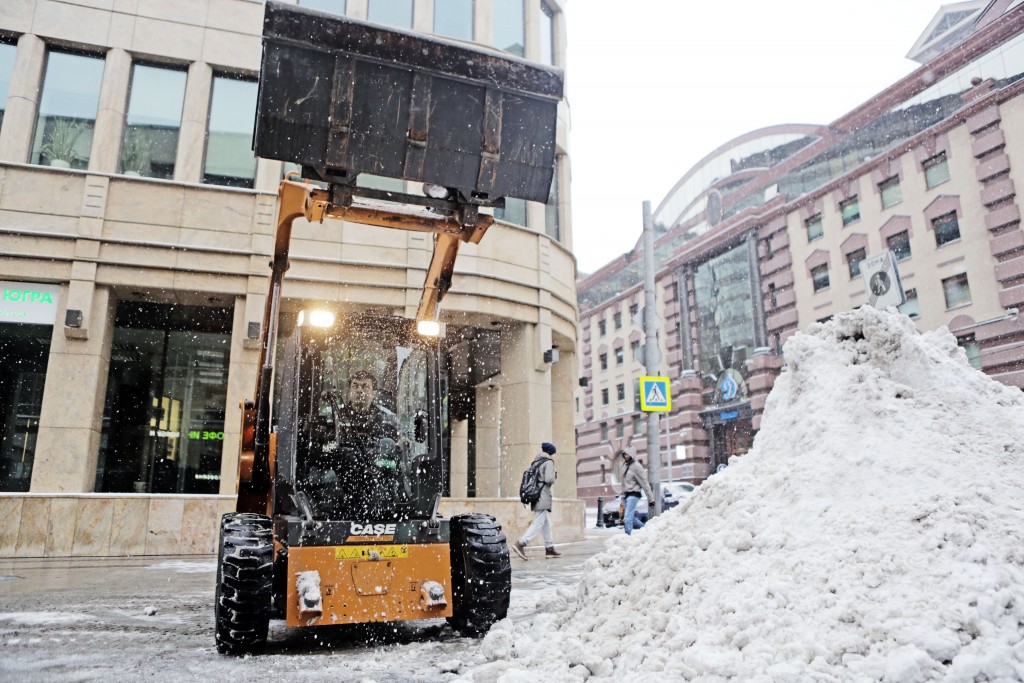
214 1 563 654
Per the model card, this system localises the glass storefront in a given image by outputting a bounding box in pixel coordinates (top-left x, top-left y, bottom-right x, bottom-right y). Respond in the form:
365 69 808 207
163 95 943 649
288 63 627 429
0 281 58 492
95 301 232 494
693 242 757 395
0 324 52 492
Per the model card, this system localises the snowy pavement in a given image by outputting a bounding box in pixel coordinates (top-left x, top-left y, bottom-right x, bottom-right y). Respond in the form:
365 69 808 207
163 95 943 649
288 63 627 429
0 524 620 683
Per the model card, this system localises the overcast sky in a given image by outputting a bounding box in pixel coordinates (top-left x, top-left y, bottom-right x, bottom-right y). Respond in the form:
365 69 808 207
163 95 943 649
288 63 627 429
564 1 950 274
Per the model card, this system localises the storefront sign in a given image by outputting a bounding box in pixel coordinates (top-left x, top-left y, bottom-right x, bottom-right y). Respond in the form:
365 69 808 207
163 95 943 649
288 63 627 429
0 281 60 325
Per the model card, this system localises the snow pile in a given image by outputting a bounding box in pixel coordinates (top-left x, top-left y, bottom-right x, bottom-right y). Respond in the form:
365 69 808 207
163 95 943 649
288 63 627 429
469 307 1024 682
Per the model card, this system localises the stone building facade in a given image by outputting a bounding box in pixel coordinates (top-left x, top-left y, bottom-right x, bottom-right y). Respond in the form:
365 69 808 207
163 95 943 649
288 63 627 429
576 4 1024 505
0 0 580 557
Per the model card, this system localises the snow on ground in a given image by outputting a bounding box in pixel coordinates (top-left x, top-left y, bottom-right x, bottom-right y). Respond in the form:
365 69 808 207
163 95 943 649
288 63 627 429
463 307 1024 682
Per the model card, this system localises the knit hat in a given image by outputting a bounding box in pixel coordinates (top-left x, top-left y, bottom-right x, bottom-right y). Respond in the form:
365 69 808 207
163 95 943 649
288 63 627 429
541 442 557 455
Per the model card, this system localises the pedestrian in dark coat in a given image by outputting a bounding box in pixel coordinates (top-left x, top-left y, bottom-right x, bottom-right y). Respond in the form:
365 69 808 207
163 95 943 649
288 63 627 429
512 442 561 559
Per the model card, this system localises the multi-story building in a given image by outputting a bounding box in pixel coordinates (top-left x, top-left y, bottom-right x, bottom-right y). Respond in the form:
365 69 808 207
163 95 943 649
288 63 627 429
0 0 579 558
576 2 1024 505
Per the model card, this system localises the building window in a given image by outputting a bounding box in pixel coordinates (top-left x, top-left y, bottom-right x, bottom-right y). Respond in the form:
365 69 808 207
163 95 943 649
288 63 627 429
297 0 346 13
805 213 823 241
615 347 624 365
846 248 866 279
545 171 560 240
599 353 607 371
492 0 524 56
204 74 258 188
368 0 413 28
631 414 641 434
630 340 640 361
96 302 232 494
615 419 624 438
629 303 639 317
601 388 609 405
434 0 473 40
811 264 830 292
357 173 404 192
0 41 16 132
840 196 860 225
120 63 187 179
958 336 982 370
887 231 911 261
600 421 608 440
539 1 555 65
494 197 527 226
924 152 950 188
768 282 778 307
598 319 606 336
942 273 971 309
31 50 105 169
898 288 920 318
933 212 961 247
613 311 622 329
616 383 625 401
879 176 902 209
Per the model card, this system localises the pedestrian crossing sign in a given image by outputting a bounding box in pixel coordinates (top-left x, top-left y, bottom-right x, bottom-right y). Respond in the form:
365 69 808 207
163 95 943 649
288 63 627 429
639 376 671 412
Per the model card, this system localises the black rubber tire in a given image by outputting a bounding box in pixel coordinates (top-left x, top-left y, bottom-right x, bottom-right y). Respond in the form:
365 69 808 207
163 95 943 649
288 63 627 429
214 512 273 655
447 513 511 637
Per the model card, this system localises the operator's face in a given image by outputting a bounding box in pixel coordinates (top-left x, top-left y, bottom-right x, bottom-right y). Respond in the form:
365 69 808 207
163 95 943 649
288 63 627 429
348 377 375 412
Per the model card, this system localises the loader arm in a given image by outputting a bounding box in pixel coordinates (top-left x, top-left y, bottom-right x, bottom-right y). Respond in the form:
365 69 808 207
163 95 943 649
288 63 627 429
236 175 492 514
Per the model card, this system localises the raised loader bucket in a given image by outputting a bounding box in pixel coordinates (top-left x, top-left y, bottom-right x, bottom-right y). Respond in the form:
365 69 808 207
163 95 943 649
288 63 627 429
255 0 564 204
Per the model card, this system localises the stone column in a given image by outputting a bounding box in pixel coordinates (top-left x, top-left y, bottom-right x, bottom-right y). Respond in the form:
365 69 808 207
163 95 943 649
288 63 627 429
31 286 115 492
414 0 434 32
449 419 468 497
0 34 45 163
88 48 131 173
675 370 709 479
498 322 552 495
549 345 575 498
174 61 213 184
347 0 368 20
474 384 501 496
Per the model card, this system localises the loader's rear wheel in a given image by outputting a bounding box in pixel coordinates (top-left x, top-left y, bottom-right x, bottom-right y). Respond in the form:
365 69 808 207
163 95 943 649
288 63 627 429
214 512 273 655
447 513 511 637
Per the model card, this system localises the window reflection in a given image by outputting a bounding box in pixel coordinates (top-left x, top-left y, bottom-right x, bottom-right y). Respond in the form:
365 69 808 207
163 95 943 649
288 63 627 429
495 197 527 226
121 64 187 179
539 1 555 65
492 0 524 56
694 243 757 398
31 51 105 169
297 0 346 14
203 75 258 188
0 41 16 131
545 170 560 240
368 0 413 29
434 0 473 40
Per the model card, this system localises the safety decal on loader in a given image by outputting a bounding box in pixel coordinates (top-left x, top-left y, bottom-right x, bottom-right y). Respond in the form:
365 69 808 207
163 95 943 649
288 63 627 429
334 545 410 560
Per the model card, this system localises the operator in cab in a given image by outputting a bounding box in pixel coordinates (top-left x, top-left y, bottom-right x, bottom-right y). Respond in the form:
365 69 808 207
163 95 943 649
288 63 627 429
333 370 399 446
315 369 407 520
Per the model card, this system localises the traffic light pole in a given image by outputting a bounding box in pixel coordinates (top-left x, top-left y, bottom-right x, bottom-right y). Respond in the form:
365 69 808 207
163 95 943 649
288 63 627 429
642 200 662 516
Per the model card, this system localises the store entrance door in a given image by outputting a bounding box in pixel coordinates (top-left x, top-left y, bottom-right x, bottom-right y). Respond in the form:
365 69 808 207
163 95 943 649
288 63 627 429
0 323 52 491
708 416 754 474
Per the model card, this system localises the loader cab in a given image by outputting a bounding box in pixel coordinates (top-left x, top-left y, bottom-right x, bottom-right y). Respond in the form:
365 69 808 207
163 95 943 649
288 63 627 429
273 312 444 522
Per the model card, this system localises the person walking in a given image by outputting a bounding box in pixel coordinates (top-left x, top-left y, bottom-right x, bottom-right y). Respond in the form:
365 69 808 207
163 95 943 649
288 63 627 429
617 447 654 535
512 442 561 560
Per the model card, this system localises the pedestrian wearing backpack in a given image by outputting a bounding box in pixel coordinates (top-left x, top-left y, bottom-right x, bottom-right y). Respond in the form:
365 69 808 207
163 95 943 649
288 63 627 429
617 447 655 535
512 442 560 560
